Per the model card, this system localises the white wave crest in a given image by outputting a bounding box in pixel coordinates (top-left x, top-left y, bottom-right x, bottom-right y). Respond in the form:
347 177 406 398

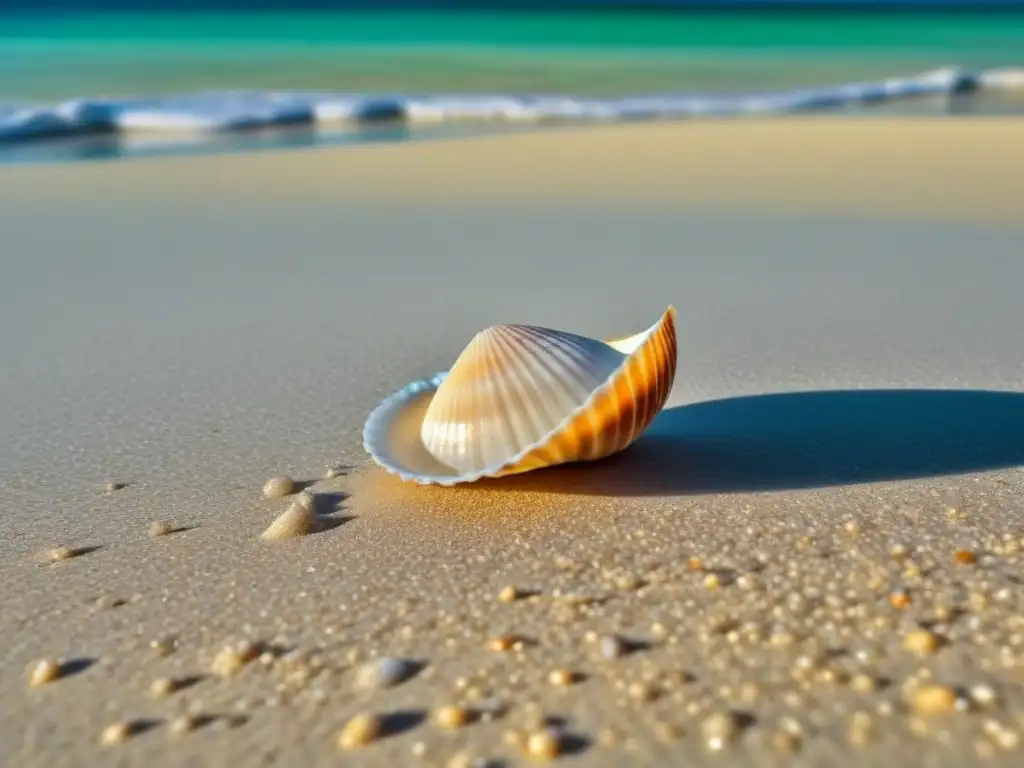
1 67 1018 145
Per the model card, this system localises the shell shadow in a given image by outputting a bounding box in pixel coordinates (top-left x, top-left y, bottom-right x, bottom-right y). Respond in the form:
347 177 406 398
58 658 97 678
464 389 1024 496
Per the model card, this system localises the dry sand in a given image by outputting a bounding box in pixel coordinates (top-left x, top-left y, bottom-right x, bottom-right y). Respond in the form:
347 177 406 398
4 118 1024 224
1 119 1023 767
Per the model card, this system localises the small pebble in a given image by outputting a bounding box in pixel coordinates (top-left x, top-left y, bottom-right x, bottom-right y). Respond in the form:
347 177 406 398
148 521 174 537
487 636 515 652
497 586 520 603
701 711 741 751
435 705 473 729
628 681 659 702
970 684 999 708
92 594 124 610
169 715 199 736
903 628 943 656
150 637 176 657
260 502 321 541
48 546 82 562
984 721 1020 751
547 669 577 687
910 684 958 714
890 544 910 561
851 673 878 692
99 722 131 746
599 635 627 659
211 640 260 677
337 712 383 749
262 475 296 499
953 550 978 565
889 590 912 609
615 573 643 591
27 659 61 687
354 657 418 690
525 729 562 760
149 677 178 698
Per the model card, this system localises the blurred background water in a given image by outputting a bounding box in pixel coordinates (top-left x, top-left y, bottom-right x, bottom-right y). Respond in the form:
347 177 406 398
4 4 1024 98
2 2 1022 162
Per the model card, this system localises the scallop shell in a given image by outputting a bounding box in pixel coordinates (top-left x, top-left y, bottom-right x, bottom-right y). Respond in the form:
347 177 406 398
362 306 677 486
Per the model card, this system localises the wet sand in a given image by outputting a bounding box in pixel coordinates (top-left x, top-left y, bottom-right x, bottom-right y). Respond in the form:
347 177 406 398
1 120 1023 767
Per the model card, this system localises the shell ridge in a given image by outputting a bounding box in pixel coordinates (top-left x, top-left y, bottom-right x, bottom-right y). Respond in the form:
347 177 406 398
514 331 587 442
491 323 613 465
549 328 624 387
664 315 679 402
604 379 625 455
648 327 670 435
516 326 610 388
496 330 571 439
537 325 626 402
646 321 673 439
507 325 604 413
582 396 605 460
487 325 543 458
632 333 656 443
470 327 506 470
621 353 641 448
490 326 560 450
511 325 596 403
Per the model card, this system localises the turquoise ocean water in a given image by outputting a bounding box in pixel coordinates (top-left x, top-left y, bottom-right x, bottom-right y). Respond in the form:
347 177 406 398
2 10 1022 163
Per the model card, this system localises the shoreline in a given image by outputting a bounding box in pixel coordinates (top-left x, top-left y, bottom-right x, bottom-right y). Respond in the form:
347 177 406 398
4 65 1023 160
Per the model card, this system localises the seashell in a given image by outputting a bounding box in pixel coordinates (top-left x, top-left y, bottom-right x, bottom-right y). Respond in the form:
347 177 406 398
362 306 677 486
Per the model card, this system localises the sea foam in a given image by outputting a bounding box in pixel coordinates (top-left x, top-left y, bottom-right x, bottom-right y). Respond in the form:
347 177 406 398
1 67 1019 146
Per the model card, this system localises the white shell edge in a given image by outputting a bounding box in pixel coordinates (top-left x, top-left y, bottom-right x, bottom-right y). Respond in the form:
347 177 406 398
361 370 470 487
362 314 671 486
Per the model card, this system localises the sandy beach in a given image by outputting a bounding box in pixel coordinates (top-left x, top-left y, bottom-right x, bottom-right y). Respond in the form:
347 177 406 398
2 119 1023 767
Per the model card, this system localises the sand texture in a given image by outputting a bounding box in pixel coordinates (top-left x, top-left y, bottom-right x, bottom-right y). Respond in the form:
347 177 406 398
4 118 1024 224
1 120 1024 767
